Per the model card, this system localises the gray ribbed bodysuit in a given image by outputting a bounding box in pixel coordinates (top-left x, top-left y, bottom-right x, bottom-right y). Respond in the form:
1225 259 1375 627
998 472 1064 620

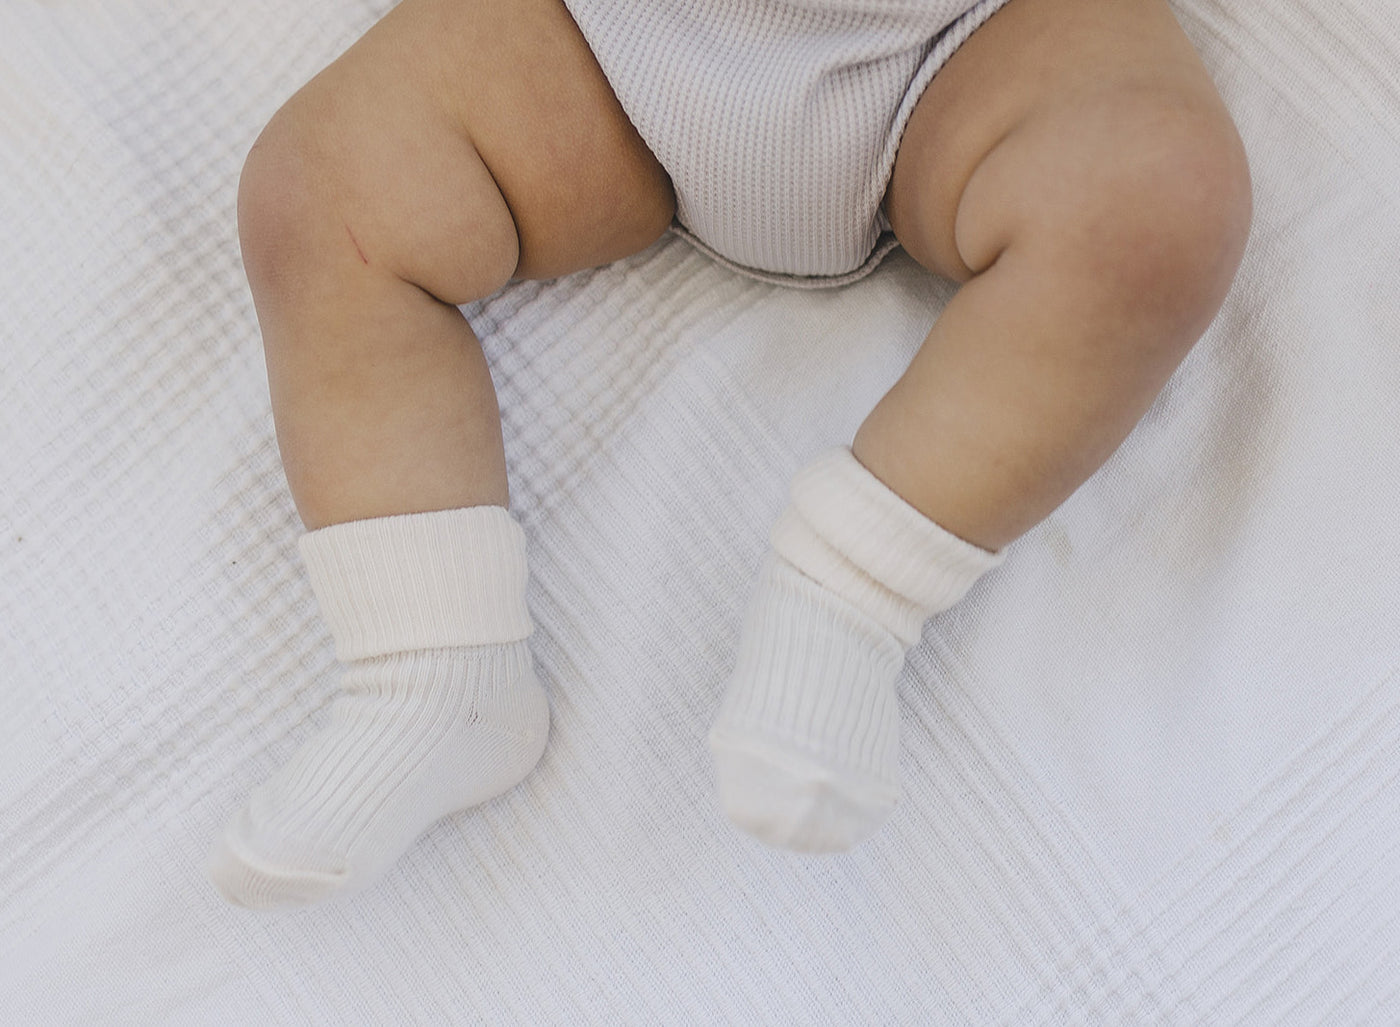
563 0 1013 287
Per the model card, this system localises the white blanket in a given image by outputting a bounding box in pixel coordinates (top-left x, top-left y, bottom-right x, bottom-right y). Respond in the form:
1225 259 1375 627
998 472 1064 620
2 0 1398 1021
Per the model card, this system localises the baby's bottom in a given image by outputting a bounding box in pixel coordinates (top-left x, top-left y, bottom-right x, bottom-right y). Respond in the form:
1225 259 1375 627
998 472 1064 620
214 0 1250 904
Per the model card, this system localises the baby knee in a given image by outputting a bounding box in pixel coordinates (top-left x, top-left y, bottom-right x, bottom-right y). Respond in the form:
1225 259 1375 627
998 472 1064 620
236 111 327 297
236 95 520 308
1075 93 1253 334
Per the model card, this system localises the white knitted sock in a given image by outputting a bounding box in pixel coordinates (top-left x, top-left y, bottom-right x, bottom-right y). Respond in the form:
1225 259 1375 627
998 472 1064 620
209 507 549 909
709 448 1004 853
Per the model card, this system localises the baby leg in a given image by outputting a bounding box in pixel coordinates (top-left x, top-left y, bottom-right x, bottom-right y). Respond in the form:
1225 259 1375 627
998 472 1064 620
711 0 1251 851
212 0 673 907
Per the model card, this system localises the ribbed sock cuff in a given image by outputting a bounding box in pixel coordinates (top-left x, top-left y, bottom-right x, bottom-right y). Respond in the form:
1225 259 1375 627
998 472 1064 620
718 553 906 765
298 506 532 661
771 447 1003 646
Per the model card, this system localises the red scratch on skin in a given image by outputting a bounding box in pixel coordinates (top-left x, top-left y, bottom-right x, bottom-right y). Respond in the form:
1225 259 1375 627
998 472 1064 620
345 224 369 265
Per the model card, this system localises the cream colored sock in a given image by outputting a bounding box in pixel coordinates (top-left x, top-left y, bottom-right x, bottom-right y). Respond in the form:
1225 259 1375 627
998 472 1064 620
209 506 549 909
709 448 1003 852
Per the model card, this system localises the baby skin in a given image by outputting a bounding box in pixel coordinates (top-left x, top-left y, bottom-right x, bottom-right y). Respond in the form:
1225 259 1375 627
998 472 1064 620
211 0 1250 906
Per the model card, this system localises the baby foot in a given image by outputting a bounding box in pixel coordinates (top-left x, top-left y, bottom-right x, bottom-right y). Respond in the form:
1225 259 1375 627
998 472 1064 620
209 505 547 908
210 642 548 908
709 554 904 852
709 448 1003 853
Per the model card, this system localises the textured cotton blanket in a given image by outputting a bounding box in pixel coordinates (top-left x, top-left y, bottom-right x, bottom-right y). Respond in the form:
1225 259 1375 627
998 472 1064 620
2 0 1398 1022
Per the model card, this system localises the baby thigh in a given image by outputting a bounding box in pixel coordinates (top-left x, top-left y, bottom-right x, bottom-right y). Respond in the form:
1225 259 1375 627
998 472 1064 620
860 0 1253 551
238 0 675 528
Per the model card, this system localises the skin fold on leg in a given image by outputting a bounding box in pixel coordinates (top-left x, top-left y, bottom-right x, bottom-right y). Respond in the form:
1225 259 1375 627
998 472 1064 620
858 0 1253 553
237 0 674 531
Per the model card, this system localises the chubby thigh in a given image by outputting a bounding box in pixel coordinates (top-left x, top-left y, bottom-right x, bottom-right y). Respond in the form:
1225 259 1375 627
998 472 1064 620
859 0 1252 550
236 0 677 530
884 0 1250 287
242 0 676 300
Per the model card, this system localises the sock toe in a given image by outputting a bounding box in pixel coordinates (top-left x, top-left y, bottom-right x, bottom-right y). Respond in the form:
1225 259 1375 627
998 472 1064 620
709 728 898 853
208 814 350 910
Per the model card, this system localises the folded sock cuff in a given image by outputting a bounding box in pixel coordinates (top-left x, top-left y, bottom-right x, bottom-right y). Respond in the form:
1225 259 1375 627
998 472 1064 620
773 448 1004 632
298 506 532 661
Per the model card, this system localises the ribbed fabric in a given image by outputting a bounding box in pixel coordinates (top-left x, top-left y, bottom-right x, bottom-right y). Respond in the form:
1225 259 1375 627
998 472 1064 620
711 555 905 852
210 507 549 909
773 447 1004 645
210 642 549 909
709 447 1002 851
562 0 1013 284
299 506 532 661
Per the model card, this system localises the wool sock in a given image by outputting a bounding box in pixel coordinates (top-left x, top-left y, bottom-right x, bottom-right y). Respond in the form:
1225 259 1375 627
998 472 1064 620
209 506 549 909
708 447 1003 852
